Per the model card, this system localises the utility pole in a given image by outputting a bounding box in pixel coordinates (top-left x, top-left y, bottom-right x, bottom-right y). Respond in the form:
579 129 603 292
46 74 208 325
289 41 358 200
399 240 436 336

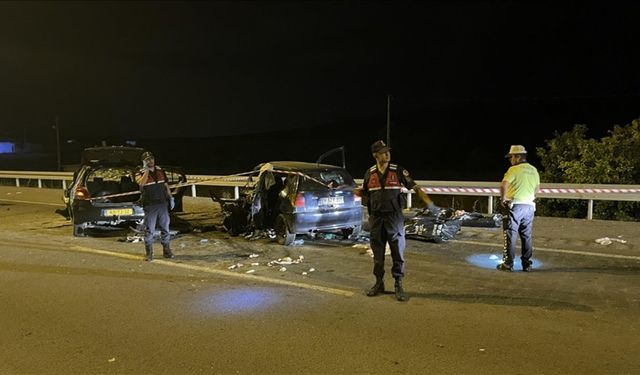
53 116 61 171
386 94 392 147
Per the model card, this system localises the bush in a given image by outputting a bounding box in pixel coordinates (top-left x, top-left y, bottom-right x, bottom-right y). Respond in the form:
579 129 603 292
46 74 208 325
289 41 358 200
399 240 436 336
536 119 640 220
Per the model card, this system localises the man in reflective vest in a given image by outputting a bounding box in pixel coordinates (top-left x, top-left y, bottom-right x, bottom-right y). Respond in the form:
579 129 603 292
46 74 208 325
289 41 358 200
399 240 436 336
497 145 540 272
358 140 438 301
136 151 175 261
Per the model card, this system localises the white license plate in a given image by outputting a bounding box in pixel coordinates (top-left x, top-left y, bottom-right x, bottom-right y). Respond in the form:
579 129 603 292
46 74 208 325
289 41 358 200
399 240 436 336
319 196 344 206
103 208 133 216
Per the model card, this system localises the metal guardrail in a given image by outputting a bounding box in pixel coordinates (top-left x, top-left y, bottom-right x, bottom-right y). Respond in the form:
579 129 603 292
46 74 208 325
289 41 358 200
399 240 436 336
1 170 639 220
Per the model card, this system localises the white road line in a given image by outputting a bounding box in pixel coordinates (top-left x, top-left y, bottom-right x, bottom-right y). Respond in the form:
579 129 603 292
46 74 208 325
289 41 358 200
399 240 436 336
453 240 640 261
0 198 65 207
70 246 354 297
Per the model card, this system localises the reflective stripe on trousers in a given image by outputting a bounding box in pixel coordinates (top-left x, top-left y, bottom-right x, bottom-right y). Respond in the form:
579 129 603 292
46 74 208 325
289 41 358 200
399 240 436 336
502 204 535 267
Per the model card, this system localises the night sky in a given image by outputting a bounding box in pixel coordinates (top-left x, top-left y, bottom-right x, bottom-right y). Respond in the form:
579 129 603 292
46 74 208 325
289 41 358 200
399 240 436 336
1 1 639 176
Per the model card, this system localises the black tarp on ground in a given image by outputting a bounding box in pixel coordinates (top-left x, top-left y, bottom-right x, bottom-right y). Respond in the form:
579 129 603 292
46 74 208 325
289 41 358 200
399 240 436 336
404 208 462 243
404 209 503 242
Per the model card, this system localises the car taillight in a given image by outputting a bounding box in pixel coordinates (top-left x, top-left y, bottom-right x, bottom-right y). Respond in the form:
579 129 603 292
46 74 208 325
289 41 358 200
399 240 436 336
294 193 306 208
354 195 362 204
74 186 90 200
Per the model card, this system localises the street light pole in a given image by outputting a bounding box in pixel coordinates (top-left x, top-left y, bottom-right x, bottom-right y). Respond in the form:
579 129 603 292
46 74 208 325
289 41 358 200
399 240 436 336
53 116 61 171
386 94 391 147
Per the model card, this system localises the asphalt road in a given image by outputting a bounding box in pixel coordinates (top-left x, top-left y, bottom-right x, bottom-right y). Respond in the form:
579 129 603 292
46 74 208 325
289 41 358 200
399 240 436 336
0 186 639 374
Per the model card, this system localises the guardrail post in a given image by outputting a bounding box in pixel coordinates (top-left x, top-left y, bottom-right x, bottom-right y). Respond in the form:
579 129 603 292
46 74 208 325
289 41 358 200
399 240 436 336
234 186 240 200
38 179 42 188
406 192 412 209
15 178 19 187
191 184 197 197
488 196 493 215
587 199 594 220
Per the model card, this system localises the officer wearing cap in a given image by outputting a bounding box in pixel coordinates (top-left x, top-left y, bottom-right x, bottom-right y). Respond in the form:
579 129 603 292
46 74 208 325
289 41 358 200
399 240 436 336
497 145 540 272
136 151 175 261
357 140 437 301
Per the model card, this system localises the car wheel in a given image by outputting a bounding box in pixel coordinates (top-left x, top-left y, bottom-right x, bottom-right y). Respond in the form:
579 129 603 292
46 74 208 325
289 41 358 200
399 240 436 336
72 220 86 237
275 214 295 246
342 225 362 240
223 216 240 237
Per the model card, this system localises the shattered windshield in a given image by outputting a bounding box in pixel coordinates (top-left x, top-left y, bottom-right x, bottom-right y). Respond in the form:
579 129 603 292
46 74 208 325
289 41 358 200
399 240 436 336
299 169 355 191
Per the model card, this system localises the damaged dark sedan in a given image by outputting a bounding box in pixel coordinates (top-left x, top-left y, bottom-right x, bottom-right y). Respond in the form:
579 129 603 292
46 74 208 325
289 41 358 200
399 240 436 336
214 161 363 245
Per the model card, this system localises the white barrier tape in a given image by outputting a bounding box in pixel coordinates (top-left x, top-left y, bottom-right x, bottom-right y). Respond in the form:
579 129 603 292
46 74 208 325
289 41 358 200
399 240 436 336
89 170 257 201
421 187 640 194
89 169 332 201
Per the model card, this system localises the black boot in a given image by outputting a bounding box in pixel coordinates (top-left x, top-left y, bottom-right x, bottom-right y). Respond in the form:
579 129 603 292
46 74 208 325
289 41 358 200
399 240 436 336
145 244 153 262
366 277 385 297
162 244 174 259
394 278 407 302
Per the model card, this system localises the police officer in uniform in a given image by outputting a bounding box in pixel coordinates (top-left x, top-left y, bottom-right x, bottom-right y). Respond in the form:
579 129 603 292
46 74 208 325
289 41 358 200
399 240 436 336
497 145 540 272
136 151 175 261
358 140 437 301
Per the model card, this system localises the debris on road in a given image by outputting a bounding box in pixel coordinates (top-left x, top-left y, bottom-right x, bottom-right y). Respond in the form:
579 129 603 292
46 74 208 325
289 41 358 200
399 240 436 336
251 262 260 266
457 211 503 228
248 253 259 258
108 358 116 363
302 271 308 276
268 255 304 266
245 269 255 274
309 268 315 272
123 234 144 243
279 267 287 272
200 239 209 244
595 237 627 245
228 263 244 270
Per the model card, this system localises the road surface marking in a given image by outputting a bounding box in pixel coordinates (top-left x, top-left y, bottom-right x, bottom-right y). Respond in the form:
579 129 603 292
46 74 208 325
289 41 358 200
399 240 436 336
0 198 65 207
453 240 640 261
70 245 354 297
71 245 143 261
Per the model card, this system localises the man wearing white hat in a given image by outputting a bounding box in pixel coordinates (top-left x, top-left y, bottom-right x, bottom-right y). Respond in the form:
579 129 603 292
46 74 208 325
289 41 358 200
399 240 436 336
497 145 540 272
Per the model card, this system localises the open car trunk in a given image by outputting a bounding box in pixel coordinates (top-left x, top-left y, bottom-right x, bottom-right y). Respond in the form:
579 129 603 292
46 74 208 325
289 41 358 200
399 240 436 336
81 147 145 166
85 167 141 204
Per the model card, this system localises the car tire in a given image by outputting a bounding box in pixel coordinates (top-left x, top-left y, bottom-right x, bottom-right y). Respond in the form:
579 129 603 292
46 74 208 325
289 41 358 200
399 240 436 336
72 221 86 237
223 216 240 237
342 225 362 240
275 214 295 246
69 209 86 237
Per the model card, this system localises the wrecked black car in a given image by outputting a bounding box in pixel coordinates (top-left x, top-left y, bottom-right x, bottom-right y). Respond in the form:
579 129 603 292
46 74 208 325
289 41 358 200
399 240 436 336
213 161 363 245
63 146 186 237
404 208 502 242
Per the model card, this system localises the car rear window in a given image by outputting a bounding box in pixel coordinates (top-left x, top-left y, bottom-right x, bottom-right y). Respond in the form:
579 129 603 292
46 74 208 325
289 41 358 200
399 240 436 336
85 167 138 196
299 169 356 191
87 168 134 183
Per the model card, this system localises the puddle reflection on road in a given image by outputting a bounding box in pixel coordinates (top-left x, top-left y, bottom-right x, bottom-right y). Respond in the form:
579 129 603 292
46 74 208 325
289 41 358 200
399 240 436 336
466 253 542 271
